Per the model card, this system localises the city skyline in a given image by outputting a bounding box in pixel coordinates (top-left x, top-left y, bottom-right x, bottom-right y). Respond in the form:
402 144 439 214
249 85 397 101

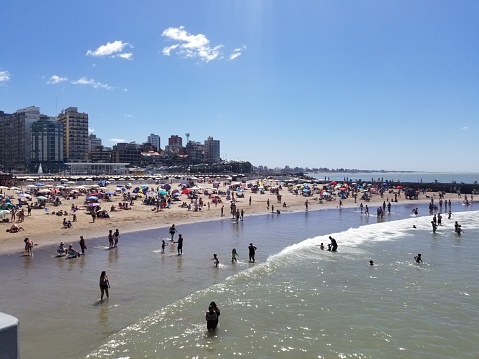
1 1 478 172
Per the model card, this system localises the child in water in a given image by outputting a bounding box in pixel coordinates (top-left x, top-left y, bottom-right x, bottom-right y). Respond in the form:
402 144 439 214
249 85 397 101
231 248 238 263
212 254 219 267
161 240 167 253
414 254 423 264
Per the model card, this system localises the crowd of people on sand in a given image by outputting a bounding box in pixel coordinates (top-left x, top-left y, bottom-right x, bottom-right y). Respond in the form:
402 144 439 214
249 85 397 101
6 178 474 332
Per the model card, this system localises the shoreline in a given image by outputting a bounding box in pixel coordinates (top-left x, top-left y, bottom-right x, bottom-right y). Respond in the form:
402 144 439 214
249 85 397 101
0 180 454 256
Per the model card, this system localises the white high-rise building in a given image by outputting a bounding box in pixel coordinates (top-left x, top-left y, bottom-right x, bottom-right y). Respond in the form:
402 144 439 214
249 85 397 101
147 133 160 151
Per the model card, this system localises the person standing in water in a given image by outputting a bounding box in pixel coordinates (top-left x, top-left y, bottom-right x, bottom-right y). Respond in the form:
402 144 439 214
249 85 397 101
108 230 114 249
329 236 338 252
169 224 177 242
231 248 238 263
113 229 120 247
161 239 167 253
175 234 184 255
454 221 463 235
212 254 219 267
414 254 423 264
99 271 110 301
248 243 257 263
79 235 87 255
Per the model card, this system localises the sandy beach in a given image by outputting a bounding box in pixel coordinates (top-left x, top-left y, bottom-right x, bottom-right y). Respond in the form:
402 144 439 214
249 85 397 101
0 178 440 255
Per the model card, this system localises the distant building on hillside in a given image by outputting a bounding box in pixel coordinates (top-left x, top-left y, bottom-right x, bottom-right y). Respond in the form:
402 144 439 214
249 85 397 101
165 135 183 153
58 107 89 162
147 133 160 151
204 136 220 163
89 133 102 151
112 142 142 165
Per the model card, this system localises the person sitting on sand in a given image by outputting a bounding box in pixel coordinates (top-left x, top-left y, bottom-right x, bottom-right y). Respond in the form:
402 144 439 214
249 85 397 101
6 223 24 233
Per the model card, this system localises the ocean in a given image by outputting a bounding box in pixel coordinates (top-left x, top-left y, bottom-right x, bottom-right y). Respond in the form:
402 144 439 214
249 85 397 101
307 171 479 184
1 200 478 358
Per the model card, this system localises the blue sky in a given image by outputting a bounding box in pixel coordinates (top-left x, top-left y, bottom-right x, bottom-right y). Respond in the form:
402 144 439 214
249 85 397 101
1 1 478 172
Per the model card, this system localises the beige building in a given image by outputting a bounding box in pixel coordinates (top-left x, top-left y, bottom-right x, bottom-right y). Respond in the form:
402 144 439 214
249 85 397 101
58 107 89 162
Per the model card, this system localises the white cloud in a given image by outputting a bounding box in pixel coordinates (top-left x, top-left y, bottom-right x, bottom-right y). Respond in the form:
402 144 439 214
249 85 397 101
229 52 241 60
229 45 246 60
462 126 468 130
88 127 95 134
162 26 223 62
86 40 134 60
117 53 133 60
47 75 68 84
71 77 113 90
108 138 126 143
0 71 11 83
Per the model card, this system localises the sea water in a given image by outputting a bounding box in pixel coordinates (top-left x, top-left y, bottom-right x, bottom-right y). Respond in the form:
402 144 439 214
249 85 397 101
1 201 478 359
308 171 479 184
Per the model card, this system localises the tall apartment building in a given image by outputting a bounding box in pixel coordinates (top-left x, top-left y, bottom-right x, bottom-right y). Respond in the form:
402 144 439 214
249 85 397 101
58 107 89 162
147 133 160 151
30 115 64 171
0 106 40 172
204 136 221 163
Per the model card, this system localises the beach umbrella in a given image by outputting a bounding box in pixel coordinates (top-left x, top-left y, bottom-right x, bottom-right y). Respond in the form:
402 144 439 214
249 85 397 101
26 178 35 182
9 187 20 190
18 193 32 199
158 189 168 195
161 184 171 191
37 196 48 201
86 196 98 201
173 192 181 196
88 203 100 207
106 191 115 195
0 186 8 189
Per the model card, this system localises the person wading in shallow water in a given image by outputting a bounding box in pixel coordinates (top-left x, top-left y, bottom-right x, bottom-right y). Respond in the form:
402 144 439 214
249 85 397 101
99 271 110 301
248 243 257 262
175 234 184 255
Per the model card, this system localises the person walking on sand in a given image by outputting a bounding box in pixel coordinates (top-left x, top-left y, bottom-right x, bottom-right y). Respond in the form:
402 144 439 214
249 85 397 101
79 235 87 255
231 248 238 263
99 271 110 301
169 224 177 242
175 234 184 255
248 243 257 263
212 254 219 267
